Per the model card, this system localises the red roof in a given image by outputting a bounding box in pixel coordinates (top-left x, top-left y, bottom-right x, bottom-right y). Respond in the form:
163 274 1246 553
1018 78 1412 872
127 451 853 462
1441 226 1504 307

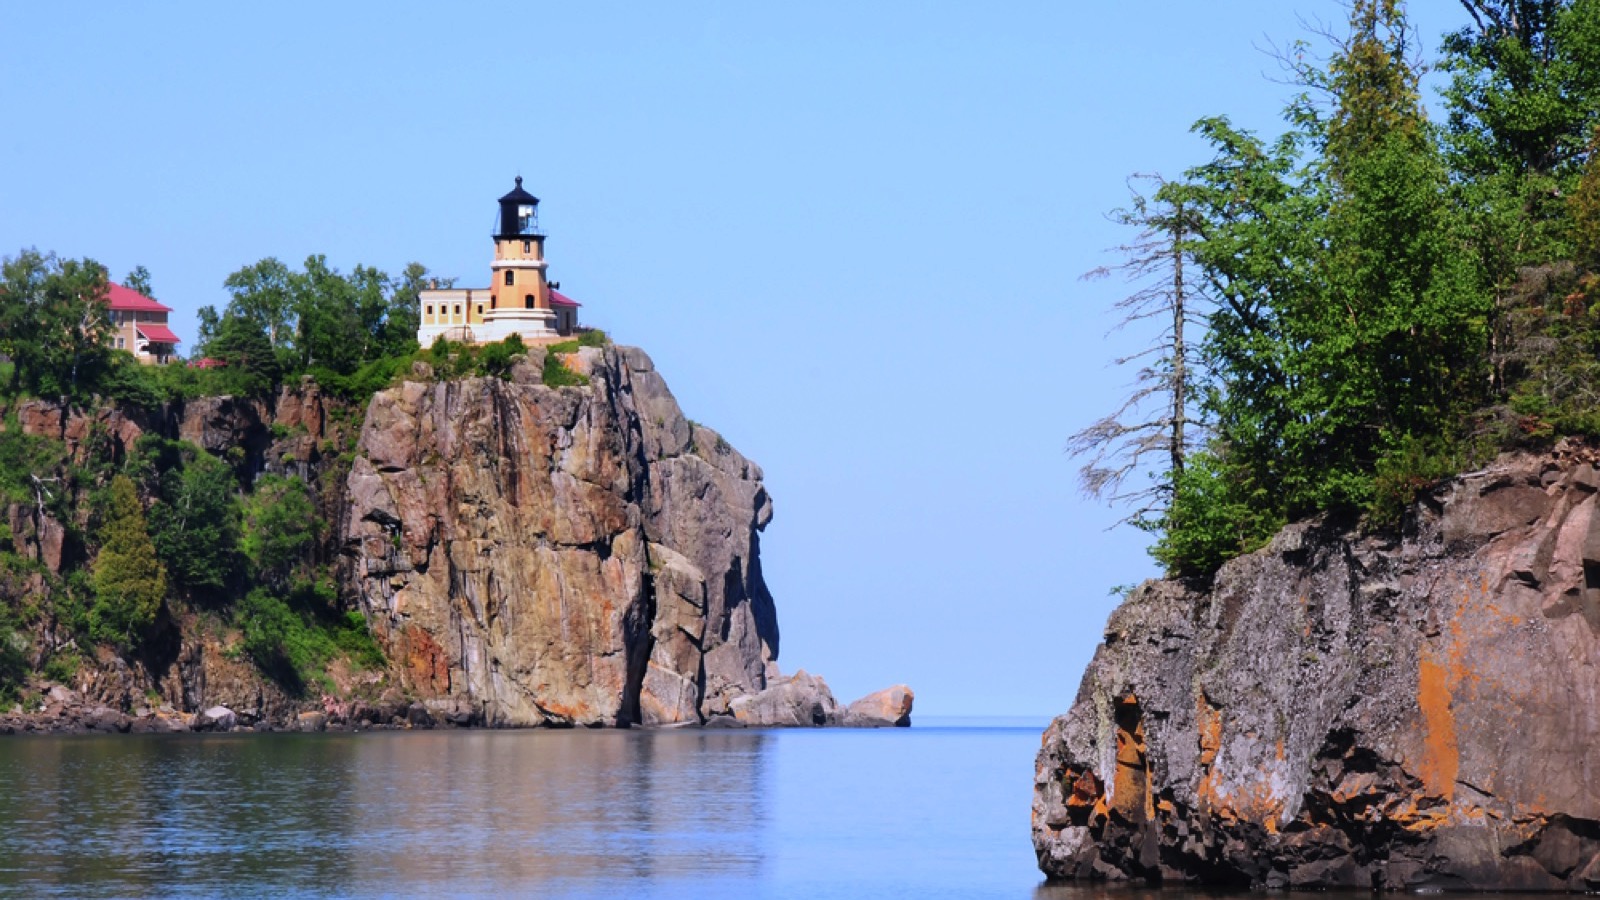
550 289 581 308
136 323 181 345
107 282 172 313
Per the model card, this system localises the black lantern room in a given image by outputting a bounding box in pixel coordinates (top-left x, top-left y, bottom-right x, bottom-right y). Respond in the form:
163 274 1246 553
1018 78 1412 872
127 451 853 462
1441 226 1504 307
496 176 542 239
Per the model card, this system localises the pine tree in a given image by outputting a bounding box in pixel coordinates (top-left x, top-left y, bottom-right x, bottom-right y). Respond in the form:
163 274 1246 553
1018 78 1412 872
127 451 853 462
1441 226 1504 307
91 475 167 649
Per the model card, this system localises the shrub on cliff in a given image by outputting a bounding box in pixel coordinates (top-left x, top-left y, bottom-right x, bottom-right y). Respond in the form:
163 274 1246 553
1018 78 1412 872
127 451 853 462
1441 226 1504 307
238 579 383 693
239 475 314 589
543 350 589 387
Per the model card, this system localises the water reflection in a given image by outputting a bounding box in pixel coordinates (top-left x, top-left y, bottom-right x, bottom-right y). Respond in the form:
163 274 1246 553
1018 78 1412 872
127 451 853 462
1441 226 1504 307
0 729 771 897
0 734 361 895
340 729 771 892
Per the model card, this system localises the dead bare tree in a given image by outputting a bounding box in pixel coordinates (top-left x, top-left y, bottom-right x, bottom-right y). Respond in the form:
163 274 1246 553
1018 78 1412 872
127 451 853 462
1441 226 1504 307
1068 175 1208 529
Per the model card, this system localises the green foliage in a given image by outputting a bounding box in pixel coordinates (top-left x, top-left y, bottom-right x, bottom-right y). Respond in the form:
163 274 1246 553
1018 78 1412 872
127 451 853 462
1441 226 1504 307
1442 0 1600 181
308 354 412 401
1491 262 1600 437
333 610 386 670
1368 435 1474 528
142 440 239 596
1572 131 1600 268
1089 0 1557 578
90 475 167 649
0 420 69 510
0 624 27 705
237 580 384 693
221 255 439 384
476 335 526 379
0 249 114 401
208 311 283 398
1151 451 1284 580
239 475 314 588
40 649 79 685
123 265 155 300
547 329 609 354
398 335 548 385
237 587 300 687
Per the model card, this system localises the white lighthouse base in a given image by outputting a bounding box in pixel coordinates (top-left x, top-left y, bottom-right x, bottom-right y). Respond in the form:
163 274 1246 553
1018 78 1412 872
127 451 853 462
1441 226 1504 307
417 306 558 349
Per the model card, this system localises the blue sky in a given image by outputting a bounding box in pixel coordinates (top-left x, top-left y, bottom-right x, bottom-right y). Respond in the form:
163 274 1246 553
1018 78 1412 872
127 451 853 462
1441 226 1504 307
1 2 1470 716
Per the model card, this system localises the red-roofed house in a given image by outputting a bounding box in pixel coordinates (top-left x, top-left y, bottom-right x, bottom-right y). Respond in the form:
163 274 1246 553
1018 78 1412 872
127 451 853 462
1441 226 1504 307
106 283 181 364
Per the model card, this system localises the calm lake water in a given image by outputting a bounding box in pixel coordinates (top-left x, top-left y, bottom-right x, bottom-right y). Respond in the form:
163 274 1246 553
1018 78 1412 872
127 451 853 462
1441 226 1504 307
0 716 1094 898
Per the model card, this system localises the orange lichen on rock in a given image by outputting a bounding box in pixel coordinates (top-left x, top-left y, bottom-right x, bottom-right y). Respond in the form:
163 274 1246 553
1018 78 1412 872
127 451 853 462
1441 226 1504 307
1112 694 1153 822
1195 695 1224 811
399 623 451 695
1190 695 1284 826
1416 652 1459 801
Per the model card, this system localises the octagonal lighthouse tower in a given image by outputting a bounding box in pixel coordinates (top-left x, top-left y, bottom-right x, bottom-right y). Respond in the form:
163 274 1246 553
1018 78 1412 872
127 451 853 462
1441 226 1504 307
486 177 554 332
416 177 582 348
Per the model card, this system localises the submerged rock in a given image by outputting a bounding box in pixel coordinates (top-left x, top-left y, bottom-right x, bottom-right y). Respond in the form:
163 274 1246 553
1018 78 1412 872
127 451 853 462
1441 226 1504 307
1033 443 1600 891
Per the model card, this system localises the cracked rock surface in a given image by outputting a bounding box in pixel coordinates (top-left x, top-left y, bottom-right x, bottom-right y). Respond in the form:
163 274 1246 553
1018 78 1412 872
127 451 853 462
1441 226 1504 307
342 345 816 727
1034 442 1600 890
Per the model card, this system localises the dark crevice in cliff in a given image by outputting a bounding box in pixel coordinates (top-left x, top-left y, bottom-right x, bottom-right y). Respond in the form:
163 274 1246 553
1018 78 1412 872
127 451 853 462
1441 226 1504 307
619 565 657 727
747 529 779 660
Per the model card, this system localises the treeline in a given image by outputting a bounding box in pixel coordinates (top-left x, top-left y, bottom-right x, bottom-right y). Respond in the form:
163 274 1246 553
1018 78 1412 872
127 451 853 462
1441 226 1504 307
1075 0 1600 577
0 250 440 406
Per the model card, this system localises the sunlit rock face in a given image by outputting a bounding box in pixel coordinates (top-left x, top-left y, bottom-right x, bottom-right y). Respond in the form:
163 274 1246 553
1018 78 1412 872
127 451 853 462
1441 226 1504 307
340 345 781 727
1034 445 1600 891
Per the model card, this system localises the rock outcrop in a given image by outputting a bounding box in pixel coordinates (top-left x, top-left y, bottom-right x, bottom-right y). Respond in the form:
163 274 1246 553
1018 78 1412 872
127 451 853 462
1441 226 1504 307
1034 443 1600 890
341 345 900 727
844 685 915 727
0 346 909 732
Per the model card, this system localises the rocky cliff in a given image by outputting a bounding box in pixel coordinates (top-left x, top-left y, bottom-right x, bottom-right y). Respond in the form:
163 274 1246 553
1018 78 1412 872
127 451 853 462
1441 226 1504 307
1034 443 1600 890
1 344 909 732
341 344 905 728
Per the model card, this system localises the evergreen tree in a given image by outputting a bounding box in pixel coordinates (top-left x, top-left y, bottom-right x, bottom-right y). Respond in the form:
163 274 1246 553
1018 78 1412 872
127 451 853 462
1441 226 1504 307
91 475 167 649
209 312 281 397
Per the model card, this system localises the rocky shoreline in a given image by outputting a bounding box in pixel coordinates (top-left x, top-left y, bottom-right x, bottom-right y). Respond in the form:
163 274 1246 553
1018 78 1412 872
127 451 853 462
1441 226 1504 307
1034 443 1600 891
2 676 913 736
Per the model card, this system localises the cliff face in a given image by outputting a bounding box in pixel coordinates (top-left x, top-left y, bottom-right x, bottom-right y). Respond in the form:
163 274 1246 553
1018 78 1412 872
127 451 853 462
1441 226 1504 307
340 346 783 727
1 344 908 733
1034 445 1600 891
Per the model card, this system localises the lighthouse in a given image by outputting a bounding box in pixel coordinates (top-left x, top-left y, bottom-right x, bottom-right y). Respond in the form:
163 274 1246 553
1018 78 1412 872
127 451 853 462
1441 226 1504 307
416 177 582 348
488 177 553 322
